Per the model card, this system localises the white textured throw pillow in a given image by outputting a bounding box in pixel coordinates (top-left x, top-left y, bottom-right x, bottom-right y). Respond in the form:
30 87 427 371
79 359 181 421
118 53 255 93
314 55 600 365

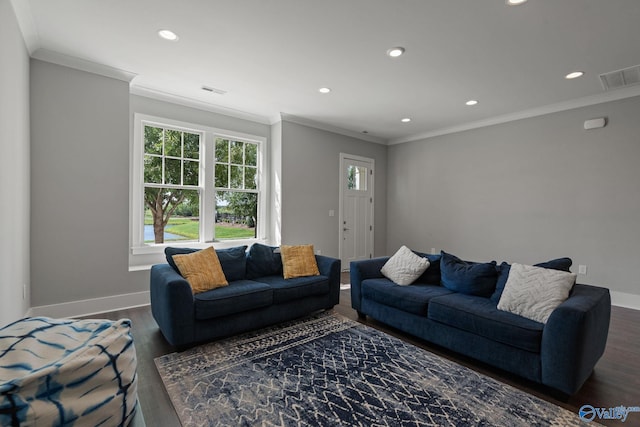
381 245 430 286
497 263 576 324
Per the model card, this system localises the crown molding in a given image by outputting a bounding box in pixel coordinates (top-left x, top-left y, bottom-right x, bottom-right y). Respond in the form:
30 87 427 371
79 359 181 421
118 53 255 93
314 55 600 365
31 48 137 83
390 86 640 145
279 113 387 145
10 0 40 54
130 85 272 125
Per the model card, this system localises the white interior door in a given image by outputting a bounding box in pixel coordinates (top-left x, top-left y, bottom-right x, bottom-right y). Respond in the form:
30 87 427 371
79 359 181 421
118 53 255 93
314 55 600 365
340 154 374 271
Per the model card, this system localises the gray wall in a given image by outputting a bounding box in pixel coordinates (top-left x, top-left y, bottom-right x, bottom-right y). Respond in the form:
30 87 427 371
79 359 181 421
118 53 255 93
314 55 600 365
387 96 640 297
130 95 270 140
280 120 387 259
30 59 148 306
0 0 31 324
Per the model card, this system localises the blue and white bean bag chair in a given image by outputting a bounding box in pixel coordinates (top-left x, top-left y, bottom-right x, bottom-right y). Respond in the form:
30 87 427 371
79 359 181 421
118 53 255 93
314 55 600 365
0 317 138 426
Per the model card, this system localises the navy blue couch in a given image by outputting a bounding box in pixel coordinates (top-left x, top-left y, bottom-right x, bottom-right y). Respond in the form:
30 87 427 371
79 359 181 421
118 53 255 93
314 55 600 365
151 243 341 347
350 253 611 396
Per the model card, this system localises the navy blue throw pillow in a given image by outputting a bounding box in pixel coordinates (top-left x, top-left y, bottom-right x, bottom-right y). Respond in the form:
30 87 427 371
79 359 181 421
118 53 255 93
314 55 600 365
165 246 248 282
490 257 572 303
246 243 283 279
413 252 442 285
440 251 498 297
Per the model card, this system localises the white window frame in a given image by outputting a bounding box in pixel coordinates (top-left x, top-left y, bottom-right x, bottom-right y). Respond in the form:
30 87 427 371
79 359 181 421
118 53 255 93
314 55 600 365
130 113 267 266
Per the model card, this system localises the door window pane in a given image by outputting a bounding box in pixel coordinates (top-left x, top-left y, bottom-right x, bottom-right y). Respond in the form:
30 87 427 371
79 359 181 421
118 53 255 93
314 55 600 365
347 165 367 191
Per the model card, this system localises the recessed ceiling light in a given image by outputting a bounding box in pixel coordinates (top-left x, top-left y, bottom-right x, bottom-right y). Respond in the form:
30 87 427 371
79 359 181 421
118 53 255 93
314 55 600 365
158 29 179 41
401 118 411 123
318 87 331 94
465 100 479 106
506 0 528 5
565 71 585 79
387 47 405 58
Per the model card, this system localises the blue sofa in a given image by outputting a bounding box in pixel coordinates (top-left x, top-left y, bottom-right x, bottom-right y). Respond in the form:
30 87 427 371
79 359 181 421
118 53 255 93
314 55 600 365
151 243 341 347
350 252 611 396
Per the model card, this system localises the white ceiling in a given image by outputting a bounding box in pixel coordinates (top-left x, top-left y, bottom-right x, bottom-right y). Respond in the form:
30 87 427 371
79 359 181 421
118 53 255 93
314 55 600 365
14 0 640 144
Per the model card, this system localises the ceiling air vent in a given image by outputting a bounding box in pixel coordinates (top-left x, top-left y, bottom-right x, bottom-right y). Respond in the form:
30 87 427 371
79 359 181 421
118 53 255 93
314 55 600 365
201 86 227 95
599 64 640 91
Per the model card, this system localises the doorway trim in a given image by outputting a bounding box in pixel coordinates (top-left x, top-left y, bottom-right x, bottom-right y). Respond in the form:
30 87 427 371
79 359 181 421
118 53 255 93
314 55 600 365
339 153 375 271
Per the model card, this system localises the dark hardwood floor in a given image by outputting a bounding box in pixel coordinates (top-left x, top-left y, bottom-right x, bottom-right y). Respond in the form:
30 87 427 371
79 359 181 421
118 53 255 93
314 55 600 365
89 283 640 427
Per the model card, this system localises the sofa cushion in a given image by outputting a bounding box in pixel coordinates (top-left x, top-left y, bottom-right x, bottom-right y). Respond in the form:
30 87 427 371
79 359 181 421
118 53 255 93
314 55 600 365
256 275 330 304
362 278 454 316
491 257 572 303
381 245 430 285
497 263 576 324
165 245 248 282
194 280 273 320
172 247 228 294
413 252 442 285
281 244 320 279
246 243 282 279
428 293 544 353
440 251 497 297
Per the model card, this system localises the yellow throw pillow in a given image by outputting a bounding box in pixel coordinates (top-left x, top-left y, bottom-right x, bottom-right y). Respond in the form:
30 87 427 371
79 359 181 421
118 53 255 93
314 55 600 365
281 244 320 279
172 247 228 294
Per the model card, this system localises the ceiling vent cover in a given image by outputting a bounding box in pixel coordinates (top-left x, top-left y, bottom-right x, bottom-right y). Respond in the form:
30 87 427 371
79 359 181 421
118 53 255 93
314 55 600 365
599 64 640 91
202 86 227 95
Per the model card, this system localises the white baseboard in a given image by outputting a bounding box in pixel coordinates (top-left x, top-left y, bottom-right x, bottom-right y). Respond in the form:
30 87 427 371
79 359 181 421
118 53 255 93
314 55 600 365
28 291 150 319
610 291 640 311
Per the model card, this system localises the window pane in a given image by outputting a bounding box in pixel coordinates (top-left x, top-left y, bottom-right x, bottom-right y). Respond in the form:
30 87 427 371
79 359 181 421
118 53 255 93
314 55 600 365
165 130 181 157
230 165 243 189
184 133 200 159
184 160 199 186
144 188 199 243
215 191 257 240
144 126 163 155
230 140 243 164
165 158 181 184
245 143 257 166
244 167 257 190
215 164 228 188
215 138 228 162
144 155 162 183
347 165 367 191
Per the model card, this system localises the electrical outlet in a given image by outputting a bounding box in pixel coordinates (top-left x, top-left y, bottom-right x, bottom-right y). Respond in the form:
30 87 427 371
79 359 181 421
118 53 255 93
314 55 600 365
316 249 322 255
578 265 587 275
430 248 437 255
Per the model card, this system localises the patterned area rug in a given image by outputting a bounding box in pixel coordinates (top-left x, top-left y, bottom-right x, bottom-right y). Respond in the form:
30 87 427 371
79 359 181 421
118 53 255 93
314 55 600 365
155 311 591 426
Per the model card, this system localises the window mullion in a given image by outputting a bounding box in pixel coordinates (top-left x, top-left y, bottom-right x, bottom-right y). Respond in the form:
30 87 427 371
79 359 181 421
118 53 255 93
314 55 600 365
202 132 215 242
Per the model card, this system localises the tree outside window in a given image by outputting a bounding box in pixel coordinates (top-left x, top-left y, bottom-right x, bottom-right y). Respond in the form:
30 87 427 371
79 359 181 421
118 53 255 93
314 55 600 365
143 125 200 244
215 138 258 239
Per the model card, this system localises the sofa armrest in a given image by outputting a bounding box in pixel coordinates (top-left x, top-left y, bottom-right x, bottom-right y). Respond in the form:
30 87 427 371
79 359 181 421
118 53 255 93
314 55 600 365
316 255 341 306
541 284 611 395
150 264 195 346
349 257 389 312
